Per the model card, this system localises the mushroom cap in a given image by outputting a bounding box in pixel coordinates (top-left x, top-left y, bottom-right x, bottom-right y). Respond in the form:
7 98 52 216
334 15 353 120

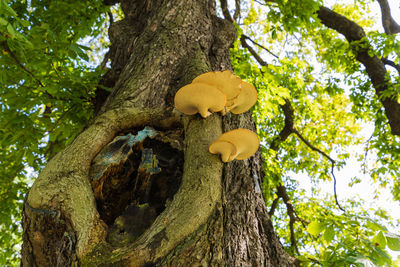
192 70 242 102
209 140 237 163
209 129 260 162
230 81 258 114
174 83 226 118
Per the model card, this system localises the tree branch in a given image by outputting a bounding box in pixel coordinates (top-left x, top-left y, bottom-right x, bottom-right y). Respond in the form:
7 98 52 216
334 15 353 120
240 35 268 67
233 0 241 22
254 0 267 6
377 0 400 34
292 128 345 211
317 6 400 135
236 6 348 211
265 96 344 211
220 0 233 22
276 185 300 254
242 34 279 59
1 40 44 87
330 163 345 211
292 129 335 164
270 99 294 151
382 58 400 75
268 197 279 216
362 133 374 174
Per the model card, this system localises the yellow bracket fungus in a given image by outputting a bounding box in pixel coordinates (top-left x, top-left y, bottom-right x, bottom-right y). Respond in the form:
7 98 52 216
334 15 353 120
174 70 258 117
174 83 226 118
230 81 257 114
209 129 260 162
192 70 242 109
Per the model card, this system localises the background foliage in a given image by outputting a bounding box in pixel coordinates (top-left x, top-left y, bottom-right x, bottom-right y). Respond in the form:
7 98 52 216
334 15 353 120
1 0 400 266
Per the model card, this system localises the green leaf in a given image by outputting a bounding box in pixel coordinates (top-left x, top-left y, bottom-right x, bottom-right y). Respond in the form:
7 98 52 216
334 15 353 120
18 19 30 27
2 1 18 17
6 23 16 37
323 227 335 243
386 233 400 251
366 219 387 231
69 43 89 61
26 152 35 166
372 231 387 249
307 221 325 236
271 29 277 40
0 17 7 25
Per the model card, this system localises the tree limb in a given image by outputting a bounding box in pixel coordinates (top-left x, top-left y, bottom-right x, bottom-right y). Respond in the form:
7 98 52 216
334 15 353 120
240 35 268 67
268 197 279 216
377 0 400 34
236 8 346 211
270 99 294 151
382 57 400 75
292 129 335 164
317 6 400 135
242 34 279 59
220 0 233 22
292 128 345 211
1 40 44 87
233 0 241 22
276 185 299 254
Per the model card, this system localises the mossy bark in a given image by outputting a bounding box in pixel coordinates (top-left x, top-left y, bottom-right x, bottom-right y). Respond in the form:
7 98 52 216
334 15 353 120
21 0 296 266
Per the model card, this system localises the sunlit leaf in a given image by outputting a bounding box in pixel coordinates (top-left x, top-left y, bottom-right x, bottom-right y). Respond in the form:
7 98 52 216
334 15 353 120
307 221 325 236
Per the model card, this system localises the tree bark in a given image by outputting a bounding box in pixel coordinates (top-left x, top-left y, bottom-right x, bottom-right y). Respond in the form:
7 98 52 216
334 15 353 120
21 0 295 266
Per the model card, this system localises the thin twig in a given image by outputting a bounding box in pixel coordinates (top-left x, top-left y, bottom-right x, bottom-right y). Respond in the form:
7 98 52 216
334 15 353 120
292 128 345 211
330 163 345 212
254 0 267 6
240 35 268 67
1 40 44 87
268 197 280 216
233 0 241 22
292 129 335 164
277 185 300 254
382 58 400 75
219 0 233 22
242 34 279 59
293 208 307 227
362 133 374 174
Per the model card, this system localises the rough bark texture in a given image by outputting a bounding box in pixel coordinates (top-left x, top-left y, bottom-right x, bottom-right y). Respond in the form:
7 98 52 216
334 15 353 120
317 6 400 135
22 0 295 266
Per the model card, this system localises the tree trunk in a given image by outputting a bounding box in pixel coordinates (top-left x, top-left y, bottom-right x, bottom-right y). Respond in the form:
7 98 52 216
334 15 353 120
21 0 295 266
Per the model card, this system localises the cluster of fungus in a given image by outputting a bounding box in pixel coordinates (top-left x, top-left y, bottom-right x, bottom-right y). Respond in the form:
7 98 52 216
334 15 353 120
174 70 258 117
174 70 260 162
208 129 259 162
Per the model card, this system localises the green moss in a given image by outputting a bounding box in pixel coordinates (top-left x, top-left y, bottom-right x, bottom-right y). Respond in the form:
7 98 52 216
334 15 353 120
80 241 126 267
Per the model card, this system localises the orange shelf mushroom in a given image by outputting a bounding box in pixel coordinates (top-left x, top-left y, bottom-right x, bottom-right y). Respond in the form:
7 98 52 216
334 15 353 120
192 70 242 110
174 83 226 118
209 129 260 162
174 70 257 117
230 81 257 114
